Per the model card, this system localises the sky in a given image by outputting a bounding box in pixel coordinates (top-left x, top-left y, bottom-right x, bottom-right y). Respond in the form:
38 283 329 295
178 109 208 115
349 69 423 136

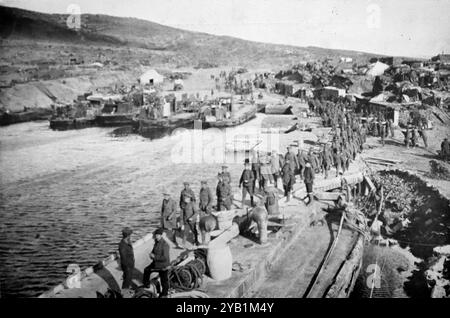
2 0 450 58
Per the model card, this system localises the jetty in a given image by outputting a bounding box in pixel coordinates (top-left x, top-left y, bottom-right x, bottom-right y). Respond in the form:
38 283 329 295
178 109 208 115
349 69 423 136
39 157 367 298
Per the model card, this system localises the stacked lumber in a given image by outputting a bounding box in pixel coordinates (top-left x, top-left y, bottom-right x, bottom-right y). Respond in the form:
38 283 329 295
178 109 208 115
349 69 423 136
363 156 402 166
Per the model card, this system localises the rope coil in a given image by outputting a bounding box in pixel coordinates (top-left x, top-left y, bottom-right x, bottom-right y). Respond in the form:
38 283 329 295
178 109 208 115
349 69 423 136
169 249 208 292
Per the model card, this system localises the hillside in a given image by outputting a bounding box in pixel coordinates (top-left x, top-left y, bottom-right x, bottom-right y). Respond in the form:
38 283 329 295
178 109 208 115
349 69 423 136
0 5 382 67
0 5 391 113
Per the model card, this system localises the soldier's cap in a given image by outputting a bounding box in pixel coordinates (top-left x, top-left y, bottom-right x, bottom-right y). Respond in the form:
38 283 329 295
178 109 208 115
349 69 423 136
122 227 133 237
183 182 190 185
153 228 164 236
163 191 171 196
222 165 228 169
201 180 208 184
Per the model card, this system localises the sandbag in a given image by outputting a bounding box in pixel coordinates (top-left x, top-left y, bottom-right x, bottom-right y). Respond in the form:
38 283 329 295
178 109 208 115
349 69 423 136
207 245 232 281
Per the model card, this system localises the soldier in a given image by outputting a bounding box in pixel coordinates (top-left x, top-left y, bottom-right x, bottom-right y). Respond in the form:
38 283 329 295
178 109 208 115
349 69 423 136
216 173 232 211
270 150 282 187
380 122 386 147
412 127 419 148
251 152 261 192
322 144 332 179
259 154 273 191
264 182 279 215
199 181 213 216
118 227 134 290
285 146 299 176
160 192 178 244
441 138 450 159
361 122 367 144
343 147 350 172
420 126 428 148
239 161 255 208
307 148 318 172
281 158 295 202
405 126 411 148
179 182 195 211
340 149 348 174
297 149 307 180
303 162 315 206
180 195 199 246
221 165 231 184
388 119 395 138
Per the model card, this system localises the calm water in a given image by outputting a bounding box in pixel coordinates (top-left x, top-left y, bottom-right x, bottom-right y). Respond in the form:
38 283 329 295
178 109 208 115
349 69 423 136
0 116 272 297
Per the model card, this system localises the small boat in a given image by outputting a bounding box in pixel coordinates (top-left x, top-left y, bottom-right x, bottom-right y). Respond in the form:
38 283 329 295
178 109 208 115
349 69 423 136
199 96 257 129
49 99 98 131
138 112 197 138
95 102 139 127
1 108 52 126
49 117 96 130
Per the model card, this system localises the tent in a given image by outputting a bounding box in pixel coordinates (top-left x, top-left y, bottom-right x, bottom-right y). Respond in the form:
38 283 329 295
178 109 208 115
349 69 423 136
367 61 390 77
139 69 164 85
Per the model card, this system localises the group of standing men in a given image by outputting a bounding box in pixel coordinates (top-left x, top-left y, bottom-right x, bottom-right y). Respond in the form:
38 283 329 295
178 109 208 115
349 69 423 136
160 166 233 247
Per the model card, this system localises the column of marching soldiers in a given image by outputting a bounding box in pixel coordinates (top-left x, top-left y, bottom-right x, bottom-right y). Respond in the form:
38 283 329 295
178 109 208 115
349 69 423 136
156 101 369 250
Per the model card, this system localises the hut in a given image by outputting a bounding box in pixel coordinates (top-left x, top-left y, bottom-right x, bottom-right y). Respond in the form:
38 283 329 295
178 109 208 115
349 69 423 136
139 69 164 86
313 86 346 100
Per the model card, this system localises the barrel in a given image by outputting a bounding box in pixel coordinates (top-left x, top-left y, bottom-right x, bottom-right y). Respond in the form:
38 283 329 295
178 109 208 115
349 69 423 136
207 245 232 281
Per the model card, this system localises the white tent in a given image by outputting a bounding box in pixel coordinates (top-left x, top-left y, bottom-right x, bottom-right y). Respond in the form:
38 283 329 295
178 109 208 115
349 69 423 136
139 69 164 85
367 61 390 77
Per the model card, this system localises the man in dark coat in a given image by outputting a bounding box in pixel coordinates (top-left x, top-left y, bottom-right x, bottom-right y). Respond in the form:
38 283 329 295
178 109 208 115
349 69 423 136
239 162 255 208
281 158 295 202
179 182 195 210
161 192 178 244
303 162 315 205
143 228 170 297
118 227 135 290
199 181 213 216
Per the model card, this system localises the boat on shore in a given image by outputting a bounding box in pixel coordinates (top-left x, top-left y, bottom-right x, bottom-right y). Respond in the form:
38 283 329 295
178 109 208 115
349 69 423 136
137 112 197 138
95 101 139 127
50 117 97 130
49 97 99 131
1 108 52 126
198 96 257 129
